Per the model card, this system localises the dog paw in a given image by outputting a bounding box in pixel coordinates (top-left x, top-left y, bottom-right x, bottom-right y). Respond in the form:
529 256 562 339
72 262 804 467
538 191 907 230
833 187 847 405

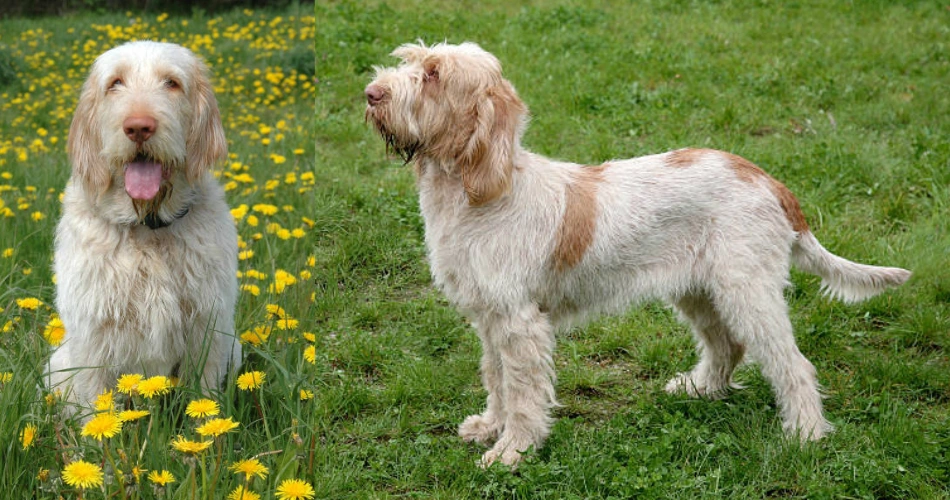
664 373 731 400
478 435 531 469
459 414 501 445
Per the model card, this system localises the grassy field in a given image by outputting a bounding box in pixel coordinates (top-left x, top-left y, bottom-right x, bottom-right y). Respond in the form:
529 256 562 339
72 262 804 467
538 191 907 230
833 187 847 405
1 0 948 498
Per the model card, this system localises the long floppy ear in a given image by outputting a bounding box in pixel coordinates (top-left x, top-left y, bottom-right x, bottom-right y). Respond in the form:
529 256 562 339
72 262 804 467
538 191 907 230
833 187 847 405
67 75 111 195
459 80 525 206
185 60 227 183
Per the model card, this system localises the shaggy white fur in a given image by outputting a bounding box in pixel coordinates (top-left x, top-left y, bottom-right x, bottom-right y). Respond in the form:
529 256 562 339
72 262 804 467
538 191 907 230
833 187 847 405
47 41 239 415
365 41 911 467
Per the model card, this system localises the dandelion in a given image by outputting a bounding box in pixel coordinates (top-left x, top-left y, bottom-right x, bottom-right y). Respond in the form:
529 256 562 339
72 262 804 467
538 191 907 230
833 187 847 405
137 375 172 398
303 345 316 364
0 372 12 384
252 203 278 216
148 469 175 486
116 373 143 394
20 423 37 450
269 154 286 165
229 458 269 480
93 389 114 412
62 460 104 489
237 371 265 390
16 297 43 310
185 398 220 418
265 304 286 319
302 332 316 342
118 409 150 422
240 326 270 346
171 435 214 454
36 468 49 481
292 228 306 239
31 211 44 221
196 417 240 437
239 249 255 260
229 486 261 500
43 316 65 346
81 412 122 440
299 389 314 401
241 284 261 296
2 248 13 258
275 478 315 500
276 317 299 330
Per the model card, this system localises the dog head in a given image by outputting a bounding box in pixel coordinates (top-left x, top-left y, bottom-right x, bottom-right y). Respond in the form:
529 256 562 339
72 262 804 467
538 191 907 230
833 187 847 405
365 42 527 206
67 41 226 223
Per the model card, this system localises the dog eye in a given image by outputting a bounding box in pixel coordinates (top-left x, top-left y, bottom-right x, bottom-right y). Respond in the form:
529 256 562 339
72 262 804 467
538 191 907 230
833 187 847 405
108 78 123 90
164 79 180 90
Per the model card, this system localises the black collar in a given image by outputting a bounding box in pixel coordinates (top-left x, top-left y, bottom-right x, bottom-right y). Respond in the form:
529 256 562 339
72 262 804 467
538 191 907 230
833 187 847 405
142 206 190 230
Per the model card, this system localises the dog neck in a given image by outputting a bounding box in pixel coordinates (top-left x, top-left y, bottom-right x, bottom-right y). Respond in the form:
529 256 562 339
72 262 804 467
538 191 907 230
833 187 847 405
141 204 190 229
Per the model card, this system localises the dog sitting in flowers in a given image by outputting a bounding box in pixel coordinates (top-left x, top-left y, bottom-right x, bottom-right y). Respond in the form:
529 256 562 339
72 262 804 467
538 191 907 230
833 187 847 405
365 41 911 466
46 41 240 414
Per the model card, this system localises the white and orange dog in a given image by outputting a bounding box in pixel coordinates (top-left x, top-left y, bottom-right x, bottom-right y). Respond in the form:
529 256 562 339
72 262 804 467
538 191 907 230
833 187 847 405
47 41 239 413
365 42 911 466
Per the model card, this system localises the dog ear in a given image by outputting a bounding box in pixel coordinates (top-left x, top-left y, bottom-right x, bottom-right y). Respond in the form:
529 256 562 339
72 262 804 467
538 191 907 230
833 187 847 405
459 81 525 206
185 60 227 182
67 73 111 195
391 42 429 64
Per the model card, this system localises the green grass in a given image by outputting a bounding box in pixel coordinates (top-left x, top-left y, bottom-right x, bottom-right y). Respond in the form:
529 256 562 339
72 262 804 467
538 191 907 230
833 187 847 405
1 0 948 498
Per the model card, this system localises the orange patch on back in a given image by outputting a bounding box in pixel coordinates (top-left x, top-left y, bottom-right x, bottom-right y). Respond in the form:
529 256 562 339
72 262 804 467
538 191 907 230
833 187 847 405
665 148 711 168
552 164 606 270
723 152 810 233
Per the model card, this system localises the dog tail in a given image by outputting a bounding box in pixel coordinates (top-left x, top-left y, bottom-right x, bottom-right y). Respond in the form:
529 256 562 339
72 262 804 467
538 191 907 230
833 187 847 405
791 231 910 303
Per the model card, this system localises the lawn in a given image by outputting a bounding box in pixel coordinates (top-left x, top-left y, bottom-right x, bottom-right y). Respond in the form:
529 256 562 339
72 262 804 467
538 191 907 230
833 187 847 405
1 0 948 498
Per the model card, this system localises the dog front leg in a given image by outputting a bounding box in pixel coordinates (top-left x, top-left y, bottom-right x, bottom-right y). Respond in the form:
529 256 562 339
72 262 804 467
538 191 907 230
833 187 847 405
476 306 557 467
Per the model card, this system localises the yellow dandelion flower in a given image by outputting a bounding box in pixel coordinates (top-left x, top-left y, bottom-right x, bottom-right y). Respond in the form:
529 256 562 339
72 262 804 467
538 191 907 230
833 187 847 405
118 409 150 422
299 389 314 401
247 215 259 226
239 249 255 260
148 469 175 486
306 255 315 267
81 412 122 440
252 204 278 216
240 326 270 346
43 316 65 346
236 371 265 391
196 417 240 437
62 460 104 489
171 435 214 454
241 284 261 297
229 486 261 500
185 398 220 418
269 154 286 165
231 204 249 221
2 248 13 258
293 148 305 155
20 423 37 450
303 345 316 364
36 468 49 481
0 372 12 384
16 297 43 310
302 332 316 342
299 269 311 280
275 318 299 331
116 373 143 394
229 458 269 480
292 228 306 239
276 229 292 240
275 478 315 500
31 211 44 221
137 375 172 398
93 389 114 412
265 304 286 319
131 465 145 482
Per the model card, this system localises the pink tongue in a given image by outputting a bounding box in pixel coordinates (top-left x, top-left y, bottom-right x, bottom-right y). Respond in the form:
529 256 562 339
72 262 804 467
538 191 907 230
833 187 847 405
124 161 163 200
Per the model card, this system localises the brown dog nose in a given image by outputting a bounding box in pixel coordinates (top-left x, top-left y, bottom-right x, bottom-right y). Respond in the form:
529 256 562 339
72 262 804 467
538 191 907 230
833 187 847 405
123 115 157 144
365 84 385 106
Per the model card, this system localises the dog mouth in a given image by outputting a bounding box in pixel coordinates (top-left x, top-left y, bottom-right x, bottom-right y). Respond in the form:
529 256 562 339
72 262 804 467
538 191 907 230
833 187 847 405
124 153 168 200
365 108 420 164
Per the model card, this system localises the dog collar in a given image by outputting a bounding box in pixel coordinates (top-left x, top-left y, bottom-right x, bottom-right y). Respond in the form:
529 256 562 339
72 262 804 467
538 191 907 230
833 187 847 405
142 206 190 230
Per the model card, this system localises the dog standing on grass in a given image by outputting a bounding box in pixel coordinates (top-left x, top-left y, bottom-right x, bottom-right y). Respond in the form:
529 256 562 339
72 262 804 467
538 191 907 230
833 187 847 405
47 41 240 413
365 41 911 467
